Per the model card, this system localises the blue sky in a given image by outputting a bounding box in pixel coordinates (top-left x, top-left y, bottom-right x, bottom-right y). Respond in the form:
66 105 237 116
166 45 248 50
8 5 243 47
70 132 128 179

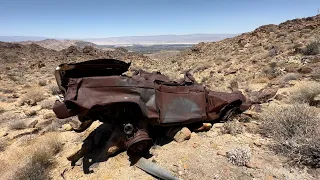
0 0 319 38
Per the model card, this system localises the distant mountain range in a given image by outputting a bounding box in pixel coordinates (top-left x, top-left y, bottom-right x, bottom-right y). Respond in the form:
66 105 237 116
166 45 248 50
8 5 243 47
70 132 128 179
0 36 49 42
85 34 237 45
0 33 236 45
19 39 99 51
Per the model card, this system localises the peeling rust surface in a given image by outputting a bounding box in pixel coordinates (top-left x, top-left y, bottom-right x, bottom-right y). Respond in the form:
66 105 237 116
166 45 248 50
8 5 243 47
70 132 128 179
53 58 251 125
52 58 251 162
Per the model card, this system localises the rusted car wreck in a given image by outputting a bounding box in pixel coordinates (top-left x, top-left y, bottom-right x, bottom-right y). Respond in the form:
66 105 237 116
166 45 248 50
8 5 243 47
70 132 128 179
53 58 251 159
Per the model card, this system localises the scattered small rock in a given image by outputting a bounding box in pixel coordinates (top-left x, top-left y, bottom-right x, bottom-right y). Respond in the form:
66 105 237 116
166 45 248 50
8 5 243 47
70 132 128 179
253 141 262 147
27 119 38 128
310 94 320 107
107 146 120 155
183 163 188 170
9 128 38 139
274 93 286 101
298 66 312 74
301 55 320 64
191 132 198 138
212 123 224 129
0 131 8 137
224 68 237 75
173 127 191 143
36 119 53 129
75 160 83 166
249 87 278 103
24 110 37 117
43 112 56 119
178 171 184 175
217 150 227 156
243 110 259 119
62 123 73 131
206 130 219 137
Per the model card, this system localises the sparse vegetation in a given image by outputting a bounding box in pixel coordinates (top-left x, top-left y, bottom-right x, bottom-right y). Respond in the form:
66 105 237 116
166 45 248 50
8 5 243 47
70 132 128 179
8 121 27 130
228 79 239 91
289 82 320 105
303 38 320 55
280 73 301 82
262 62 281 79
38 80 47 86
260 104 320 167
16 135 36 147
311 68 320 80
0 88 14 94
25 110 37 117
226 146 251 166
22 88 45 105
0 139 7 152
0 13 319 179
39 99 54 109
0 107 5 114
49 85 61 95
221 121 244 135
12 135 63 180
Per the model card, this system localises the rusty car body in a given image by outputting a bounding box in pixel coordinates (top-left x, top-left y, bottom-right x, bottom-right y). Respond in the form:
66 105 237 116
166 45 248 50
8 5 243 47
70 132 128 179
53 59 251 156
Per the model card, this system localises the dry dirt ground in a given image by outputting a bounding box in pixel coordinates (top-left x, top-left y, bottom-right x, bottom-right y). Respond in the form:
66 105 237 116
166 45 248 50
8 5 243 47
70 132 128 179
0 15 320 180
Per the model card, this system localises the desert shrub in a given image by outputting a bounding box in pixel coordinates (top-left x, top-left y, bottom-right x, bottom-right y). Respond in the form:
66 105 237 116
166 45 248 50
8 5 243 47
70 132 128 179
312 69 320 80
13 159 50 180
221 121 244 135
260 104 320 167
280 73 301 82
0 113 24 124
201 76 209 83
228 79 239 91
0 95 8 102
0 88 14 94
25 110 37 117
6 70 25 84
39 99 54 109
16 135 36 147
12 134 62 180
22 88 45 105
304 39 320 55
8 121 27 130
0 139 8 152
38 80 47 86
262 62 283 78
49 85 61 95
289 82 320 105
6 74 19 82
42 121 62 132
0 107 5 114
226 146 251 166
46 135 63 154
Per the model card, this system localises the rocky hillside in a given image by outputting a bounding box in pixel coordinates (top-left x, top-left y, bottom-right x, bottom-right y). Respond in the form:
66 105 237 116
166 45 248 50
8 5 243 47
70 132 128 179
135 15 320 91
19 39 101 51
0 42 148 71
0 15 320 180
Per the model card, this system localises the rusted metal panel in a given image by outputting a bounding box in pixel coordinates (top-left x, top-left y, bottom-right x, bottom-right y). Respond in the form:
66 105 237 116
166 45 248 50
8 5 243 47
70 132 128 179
155 81 207 124
53 59 251 126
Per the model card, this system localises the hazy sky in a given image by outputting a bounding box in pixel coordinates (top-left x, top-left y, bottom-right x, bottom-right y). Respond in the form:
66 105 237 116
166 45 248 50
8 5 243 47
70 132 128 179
0 0 319 38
